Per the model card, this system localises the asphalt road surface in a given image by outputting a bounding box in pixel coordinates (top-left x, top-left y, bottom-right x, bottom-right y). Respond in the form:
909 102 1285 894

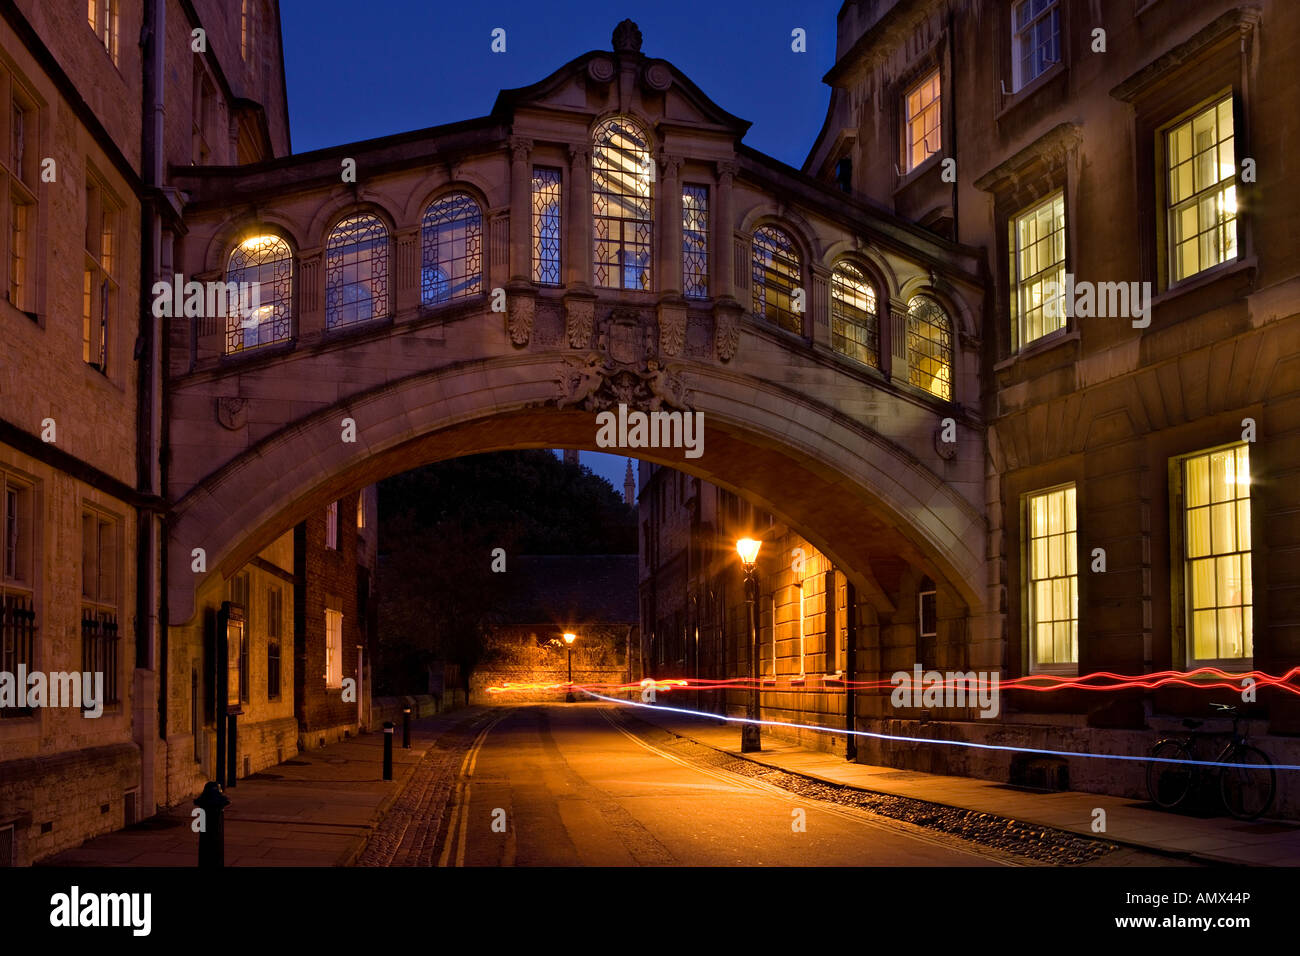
431 703 1014 866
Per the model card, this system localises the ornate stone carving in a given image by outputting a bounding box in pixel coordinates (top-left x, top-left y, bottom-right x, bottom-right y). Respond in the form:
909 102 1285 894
658 304 686 357
715 309 740 362
507 294 534 347
612 19 642 53
565 298 594 348
716 159 738 185
588 56 615 83
555 354 690 412
216 396 248 431
934 425 958 461
554 306 692 412
508 136 533 163
644 60 672 92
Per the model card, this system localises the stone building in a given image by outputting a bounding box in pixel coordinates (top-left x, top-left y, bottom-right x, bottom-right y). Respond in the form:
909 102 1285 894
647 0 1300 810
0 0 381 865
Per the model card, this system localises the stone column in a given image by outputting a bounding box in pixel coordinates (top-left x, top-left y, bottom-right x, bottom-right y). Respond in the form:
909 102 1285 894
810 265 830 347
714 160 737 303
887 299 909 384
659 153 683 296
508 136 533 284
566 144 591 290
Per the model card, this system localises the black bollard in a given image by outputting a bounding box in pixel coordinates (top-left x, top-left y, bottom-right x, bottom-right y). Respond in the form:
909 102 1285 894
382 721 394 780
194 782 230 869
402 707 411 749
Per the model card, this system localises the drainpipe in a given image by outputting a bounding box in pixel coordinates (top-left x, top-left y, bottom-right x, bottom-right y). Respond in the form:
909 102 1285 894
135 0 166 818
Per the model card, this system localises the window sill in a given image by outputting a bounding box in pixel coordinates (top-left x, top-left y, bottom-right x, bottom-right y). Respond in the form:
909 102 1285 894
1027 665 1079 679
994 328 1079 372
1152 255 1256 311
995 61 1067 122
893 152 941 194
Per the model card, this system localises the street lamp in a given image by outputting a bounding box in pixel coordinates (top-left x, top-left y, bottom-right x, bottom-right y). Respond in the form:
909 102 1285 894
563 632 577 703
736 538 762 752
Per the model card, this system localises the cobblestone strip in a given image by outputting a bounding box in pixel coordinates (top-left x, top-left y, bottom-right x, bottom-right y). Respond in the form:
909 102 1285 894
355 709 499 867
610 708 1124 866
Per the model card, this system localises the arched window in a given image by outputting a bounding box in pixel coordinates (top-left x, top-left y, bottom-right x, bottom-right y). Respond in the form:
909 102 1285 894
907 294 953 401
421 192 482 305
592 116 652 290
325 213 389 329
225 233 292 353
752 225 802 334
830 262 879 369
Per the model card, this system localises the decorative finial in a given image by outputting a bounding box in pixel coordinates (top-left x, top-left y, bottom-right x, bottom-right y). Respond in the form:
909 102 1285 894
613 19 643 54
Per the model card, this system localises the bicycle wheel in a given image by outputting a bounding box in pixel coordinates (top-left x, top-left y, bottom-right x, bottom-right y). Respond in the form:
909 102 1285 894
1147 739 1196 809
1220 745 1276 821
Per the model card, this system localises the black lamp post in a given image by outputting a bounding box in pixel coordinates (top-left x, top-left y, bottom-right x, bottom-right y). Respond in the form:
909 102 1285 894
736 538 762 752
564 632 577 702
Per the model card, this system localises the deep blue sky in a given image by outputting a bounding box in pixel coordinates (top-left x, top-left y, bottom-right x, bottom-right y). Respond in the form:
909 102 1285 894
281 0 842 168
280 1 843 494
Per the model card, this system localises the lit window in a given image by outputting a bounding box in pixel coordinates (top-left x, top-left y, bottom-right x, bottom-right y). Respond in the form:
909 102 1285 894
830 262 879 368
1182 444 1252 663
1010 190 1066 348
1166 95 1237 283
1025 485 1077 670
531 167 562 285
324 608 343 687
422 192 482 305
325 214 389 328
325 501 339 550
1011 0 1060 91
83 176 119 373
751 225 802 335
902 69 941 173
2 477 32 587
3 82 36 314
226 572 251 703
87 0 118 64
356 494 365 529
906 295 952 400
593 117 653 290
226 235 293 353
682 184 708 299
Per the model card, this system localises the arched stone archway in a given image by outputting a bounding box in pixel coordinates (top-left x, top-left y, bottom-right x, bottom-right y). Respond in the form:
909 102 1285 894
169 344 988 630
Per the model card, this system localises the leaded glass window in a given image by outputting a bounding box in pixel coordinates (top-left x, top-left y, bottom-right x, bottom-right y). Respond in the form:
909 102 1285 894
683 184 708 299
226 234 293 352
325 214 389 329
752 225 802 334
592 117 652 290
421 192 482 305
531 167 562 285
907 294 952 400
830 262 878 368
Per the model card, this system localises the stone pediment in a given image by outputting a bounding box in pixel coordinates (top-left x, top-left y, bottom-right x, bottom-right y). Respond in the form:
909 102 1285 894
489 21 752 137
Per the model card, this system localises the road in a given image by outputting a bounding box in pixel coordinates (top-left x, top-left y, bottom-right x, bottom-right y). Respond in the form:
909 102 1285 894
431 702 1011 866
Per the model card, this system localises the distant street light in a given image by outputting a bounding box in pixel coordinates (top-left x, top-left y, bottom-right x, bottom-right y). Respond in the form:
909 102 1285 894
564 632 577 703
736 538 762 752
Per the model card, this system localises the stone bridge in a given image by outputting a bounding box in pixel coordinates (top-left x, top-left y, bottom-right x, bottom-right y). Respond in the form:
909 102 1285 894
163 22 993 642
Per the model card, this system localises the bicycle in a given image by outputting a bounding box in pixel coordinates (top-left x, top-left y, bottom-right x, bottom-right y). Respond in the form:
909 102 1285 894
1146 703 1276 821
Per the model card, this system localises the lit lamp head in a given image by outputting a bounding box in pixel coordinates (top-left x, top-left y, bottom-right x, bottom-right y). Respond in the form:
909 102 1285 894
563 632 577 645
736 537 761 571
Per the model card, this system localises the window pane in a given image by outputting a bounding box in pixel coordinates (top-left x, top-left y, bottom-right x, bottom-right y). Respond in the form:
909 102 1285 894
325 215 389 328
421 193 483 305
531 167 562 285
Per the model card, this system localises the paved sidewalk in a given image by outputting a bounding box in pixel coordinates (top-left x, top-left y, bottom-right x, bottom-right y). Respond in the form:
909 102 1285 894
40 708 485 867
628 705 1300 866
